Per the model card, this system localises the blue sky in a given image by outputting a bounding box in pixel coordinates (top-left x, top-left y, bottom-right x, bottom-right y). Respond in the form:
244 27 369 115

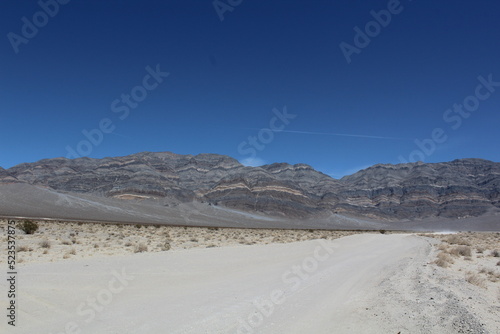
1 0 500 178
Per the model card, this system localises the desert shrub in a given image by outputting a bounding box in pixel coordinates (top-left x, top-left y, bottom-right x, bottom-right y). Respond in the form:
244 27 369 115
491 250 500 257
446 235 460 244
68 248 76 255
134 243 148 253
438 244 448 251
476 247 484 254
379 229 386 234
135 224 142 229
61 239 72 245
435 252 454 267
19 220 39 234
446 235 470 246
39 240 51 248
450 246 472 257
497 261 500 266
17 245 30 252
465 272 486 288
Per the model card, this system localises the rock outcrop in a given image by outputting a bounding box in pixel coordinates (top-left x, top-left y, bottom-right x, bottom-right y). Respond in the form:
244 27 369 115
2 153 499 220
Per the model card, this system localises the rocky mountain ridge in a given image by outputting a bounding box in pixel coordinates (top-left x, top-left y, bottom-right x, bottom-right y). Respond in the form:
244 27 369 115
1 153 499 220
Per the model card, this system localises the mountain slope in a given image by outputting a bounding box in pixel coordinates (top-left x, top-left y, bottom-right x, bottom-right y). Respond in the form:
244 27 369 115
1 152 499 222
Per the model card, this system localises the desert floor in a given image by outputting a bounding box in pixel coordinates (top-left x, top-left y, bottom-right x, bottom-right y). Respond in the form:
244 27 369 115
0 220 499 333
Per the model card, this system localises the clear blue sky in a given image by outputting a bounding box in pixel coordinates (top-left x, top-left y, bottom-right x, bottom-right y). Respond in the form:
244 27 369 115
1 0 499 178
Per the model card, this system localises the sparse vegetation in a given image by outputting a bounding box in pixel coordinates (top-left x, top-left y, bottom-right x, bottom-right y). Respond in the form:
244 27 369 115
17 245 30 252
435 252 454 268
39 240 51 249
491 250 500 258
437 244 448 251
134 243 148 253
0 219 398 265
450 246 472 257
19 220 39 234
428 232 500 292
465 272 486 288
446 235 471 246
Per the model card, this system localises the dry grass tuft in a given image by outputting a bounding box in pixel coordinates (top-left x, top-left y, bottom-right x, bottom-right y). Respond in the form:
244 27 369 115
449 246 472 257
39 240 51 249
435 252 454 268
446 235 471 246
17 245 30 252
465 272 486 288
134 243 148 253
438 244 448 251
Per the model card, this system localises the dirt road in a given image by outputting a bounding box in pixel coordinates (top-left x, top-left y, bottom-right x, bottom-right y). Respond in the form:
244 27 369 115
4 234 497 333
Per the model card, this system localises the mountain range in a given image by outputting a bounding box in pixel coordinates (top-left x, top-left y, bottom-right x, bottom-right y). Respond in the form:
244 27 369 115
1 152 499 230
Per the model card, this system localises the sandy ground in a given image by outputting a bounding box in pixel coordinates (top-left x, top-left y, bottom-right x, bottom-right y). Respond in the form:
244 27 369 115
0 222 498 333
0 220 365 264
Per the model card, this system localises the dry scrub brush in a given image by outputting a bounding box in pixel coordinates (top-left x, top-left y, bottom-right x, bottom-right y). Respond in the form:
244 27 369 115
39 240 51 249
445 235 466 245
449 246 472 257
465 272 487 288
134 243 148 253
435 252 455 268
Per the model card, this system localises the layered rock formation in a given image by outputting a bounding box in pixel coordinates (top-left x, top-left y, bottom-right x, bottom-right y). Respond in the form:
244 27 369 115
1 152 499 220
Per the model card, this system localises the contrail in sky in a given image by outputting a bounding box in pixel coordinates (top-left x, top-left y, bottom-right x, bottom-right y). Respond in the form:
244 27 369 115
251 129 409 140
